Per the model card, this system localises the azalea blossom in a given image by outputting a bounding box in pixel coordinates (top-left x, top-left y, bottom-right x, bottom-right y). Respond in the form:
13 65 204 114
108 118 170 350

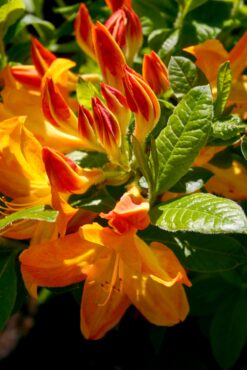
20 187 190 339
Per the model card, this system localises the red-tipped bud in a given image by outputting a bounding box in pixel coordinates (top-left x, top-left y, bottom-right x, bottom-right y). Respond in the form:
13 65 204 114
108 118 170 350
31 38 56 76
93 22 126 92
78 106 104 152
74 4 96 60
143 51 170 95
100 185 150 233
92 97 122 162
42 147 104 194
101 83 130 135
122 66 160 142
11 66 41 89
105 0 132 12
42 77 77 129
105 6 142 64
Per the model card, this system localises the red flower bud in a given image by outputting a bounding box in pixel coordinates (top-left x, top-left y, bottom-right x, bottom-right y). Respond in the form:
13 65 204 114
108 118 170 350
143 51 170 95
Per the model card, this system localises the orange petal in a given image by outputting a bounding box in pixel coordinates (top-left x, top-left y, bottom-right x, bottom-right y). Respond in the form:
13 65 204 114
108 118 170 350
74 4 96 60
100 188 150 233
19 231 100 290
204 160 247 200
229 31 247 79
183 40 229 82
31 37 56 76
93 22 126 92
124 264 189 326
143 51 170 95
80 254 130 339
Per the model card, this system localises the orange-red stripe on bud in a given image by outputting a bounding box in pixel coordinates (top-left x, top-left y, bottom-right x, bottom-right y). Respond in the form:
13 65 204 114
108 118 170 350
78 105 104 152
105 0 132 12
74 4 96 60
105 6 142 64
31 37 56 77
122 66 160 142
101 83 130 135
92 97 122 162
10 66 41 89
143 51 170 95
42 77 77 129
93 22 126 92
42 147 104 194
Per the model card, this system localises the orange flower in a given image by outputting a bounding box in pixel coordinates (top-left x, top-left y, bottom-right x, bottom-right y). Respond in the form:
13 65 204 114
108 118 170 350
204 160 247 200
11 66 41 89
123 66 161 142
105 5 142 64
20 223 190 339
143 51 170 95
93 22 126 92
184 32 247 118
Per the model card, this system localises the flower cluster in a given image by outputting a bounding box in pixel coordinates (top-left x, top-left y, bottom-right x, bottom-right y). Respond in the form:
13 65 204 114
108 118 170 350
0 0 246 342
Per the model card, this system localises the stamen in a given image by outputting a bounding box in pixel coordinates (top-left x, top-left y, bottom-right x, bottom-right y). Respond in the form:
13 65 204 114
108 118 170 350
98 254 123 306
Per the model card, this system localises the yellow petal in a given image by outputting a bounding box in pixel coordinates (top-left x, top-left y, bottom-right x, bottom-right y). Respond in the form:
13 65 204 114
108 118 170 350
80 254 130 339
205 160 247 200
124 264 189 326
19 232 101 289
184 40 228 82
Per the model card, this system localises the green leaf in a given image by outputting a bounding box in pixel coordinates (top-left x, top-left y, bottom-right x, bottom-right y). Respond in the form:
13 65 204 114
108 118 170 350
192 20 221 42
188 275 236 316
241 136 247 160
140 226 247 272
0 205 58 231
159 29 180 59
76 77 100 109
214 61 232 118
210 289 247 369
0 0 25 37
151 193 247 233
170 166 213 192
183 0 208 13
212 115 246 140
168 57 198 99
66 150 108 168
0 252 17 329
156 85 213 194
132 136 154 196
70 187 116 212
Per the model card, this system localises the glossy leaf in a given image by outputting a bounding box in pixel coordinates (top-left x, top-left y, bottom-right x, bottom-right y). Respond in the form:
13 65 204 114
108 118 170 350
140 226 247 272
214 61 232 118
0 0 25 37
168 56 198 99
241 136 247 161
210 289 247 370
76 77 100 110
156 85 213 194
151 193 247 233
0 205 58 231
212 115 246 140
170 167 213 193
0 252 17 329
